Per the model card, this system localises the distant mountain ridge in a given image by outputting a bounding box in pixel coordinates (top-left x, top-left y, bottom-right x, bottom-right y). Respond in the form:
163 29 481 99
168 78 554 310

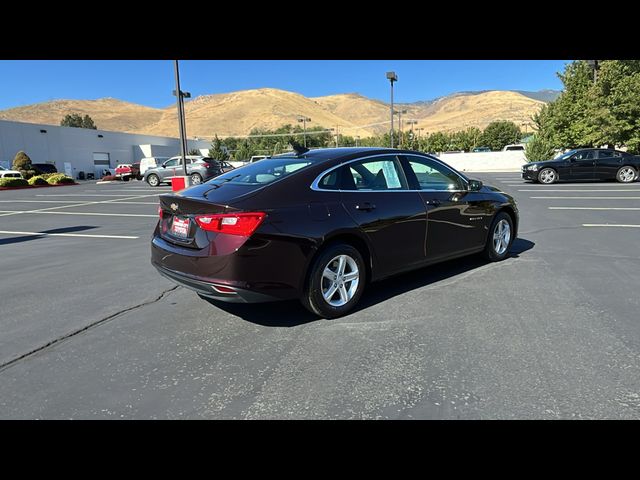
0 88 556 138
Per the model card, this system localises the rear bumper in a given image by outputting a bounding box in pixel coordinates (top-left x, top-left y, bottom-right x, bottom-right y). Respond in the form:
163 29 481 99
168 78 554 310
153 262 280 303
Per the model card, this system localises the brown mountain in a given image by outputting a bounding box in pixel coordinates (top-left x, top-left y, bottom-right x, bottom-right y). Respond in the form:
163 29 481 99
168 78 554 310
0 88 546 139
0 98 164 133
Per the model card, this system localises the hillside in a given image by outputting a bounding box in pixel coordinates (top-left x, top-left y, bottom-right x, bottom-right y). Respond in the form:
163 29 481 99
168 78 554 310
0 88 548 139
0 98 164 133
143 88 371 138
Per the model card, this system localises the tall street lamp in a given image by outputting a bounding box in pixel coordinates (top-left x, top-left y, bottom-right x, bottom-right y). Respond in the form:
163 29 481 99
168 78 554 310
406 120 417 148
334 125 341 147
355 135 360 147
386 71 398 148
297 116 311 147
173 60 191 177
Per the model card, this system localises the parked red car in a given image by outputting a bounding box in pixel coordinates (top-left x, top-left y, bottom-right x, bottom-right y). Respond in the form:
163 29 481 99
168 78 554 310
115 163 141 181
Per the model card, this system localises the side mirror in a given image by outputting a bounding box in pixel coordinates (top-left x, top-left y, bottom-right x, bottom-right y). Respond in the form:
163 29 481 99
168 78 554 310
468 179 483 192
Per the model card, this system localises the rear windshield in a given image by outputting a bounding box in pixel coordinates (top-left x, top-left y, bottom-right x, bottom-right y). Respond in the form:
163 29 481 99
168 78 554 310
206 158 313 186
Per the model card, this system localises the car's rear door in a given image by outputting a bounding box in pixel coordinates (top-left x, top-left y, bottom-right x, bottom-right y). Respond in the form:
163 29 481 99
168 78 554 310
338 154 428 276
595 150 622 180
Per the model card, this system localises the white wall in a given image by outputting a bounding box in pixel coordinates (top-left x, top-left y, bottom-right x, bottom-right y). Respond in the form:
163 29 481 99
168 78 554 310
0 120 211 177
436 150 527 172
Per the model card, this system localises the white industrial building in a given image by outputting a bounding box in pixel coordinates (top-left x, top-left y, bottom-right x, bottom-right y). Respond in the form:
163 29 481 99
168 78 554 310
0 119 211 179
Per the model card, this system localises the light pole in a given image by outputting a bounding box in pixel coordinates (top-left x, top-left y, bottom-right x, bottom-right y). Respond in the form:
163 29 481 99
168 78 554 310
406 120 417 148
395 109 407 148
173 60 191 177
386 71 398 148
297 115 311 147
355 135 360 147
334 125 340 147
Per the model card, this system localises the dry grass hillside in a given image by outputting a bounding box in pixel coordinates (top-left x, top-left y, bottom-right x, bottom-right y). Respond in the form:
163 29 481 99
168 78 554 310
0 98 164 132
144 88 373 138
0 89 546 139
409 91 544 133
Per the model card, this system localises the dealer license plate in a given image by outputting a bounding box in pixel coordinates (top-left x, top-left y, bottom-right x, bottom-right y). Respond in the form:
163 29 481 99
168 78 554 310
171 217 190 238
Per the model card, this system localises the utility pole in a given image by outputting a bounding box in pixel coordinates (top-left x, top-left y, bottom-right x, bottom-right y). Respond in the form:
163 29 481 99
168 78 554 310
297 116 311 148
334 125 340 147
386 72 398 148
173 60 190 177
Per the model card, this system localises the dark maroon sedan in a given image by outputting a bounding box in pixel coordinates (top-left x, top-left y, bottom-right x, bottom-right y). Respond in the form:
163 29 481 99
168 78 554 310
152 147 518 318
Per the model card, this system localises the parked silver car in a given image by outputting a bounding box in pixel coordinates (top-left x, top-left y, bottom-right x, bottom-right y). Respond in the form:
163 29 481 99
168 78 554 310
143 156 234 186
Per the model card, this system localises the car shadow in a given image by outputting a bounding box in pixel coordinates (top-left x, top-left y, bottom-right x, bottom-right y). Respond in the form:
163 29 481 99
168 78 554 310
203 237 535 327
0 226 98 246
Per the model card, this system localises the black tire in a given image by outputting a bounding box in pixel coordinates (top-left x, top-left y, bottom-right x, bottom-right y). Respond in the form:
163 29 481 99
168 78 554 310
483 212 514 262
538 167 557 184
147 174 160 187
191 173 203 185
616 166 637 183
122 176 130 182
301 243 366 319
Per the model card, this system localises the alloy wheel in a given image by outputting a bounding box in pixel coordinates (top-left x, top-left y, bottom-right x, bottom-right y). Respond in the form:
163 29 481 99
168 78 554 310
321 254 360 307
618 167 636 183
539 168 556 184
493 219 511 255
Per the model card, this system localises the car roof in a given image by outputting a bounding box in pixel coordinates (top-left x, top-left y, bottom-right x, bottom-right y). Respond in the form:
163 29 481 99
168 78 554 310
273 147 411 163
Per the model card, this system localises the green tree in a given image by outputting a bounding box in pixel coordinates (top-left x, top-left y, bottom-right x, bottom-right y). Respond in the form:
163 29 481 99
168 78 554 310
61 113 97 129
208 135 230 161
480 121 522 151
525 134 556 162
81 114 97 129
421 131 451 153
234 141 257 161
188 148 201 156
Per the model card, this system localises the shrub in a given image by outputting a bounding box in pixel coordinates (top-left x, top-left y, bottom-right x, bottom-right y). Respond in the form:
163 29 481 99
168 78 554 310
0 177 29 187
525 134 556 162
28 175 48 186
46 173 75 185
12 151 32 171
19 169 37 180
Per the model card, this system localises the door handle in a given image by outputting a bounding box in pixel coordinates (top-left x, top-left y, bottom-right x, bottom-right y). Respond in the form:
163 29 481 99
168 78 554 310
355 202 376 212
425 199 441 207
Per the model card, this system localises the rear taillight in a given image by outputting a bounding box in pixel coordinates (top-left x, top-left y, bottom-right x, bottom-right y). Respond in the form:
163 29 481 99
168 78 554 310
195 212 266 236
201 163 210 168
158 206 163 219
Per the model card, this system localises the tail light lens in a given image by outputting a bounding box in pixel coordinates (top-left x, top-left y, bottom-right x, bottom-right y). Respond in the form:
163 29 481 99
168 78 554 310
195 212 266 236
158 206 163 219
201 163 210 168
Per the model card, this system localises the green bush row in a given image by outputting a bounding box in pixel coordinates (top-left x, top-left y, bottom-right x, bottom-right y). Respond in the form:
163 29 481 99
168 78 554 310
28 176 49 186
45 173 74 185
0 177 29 187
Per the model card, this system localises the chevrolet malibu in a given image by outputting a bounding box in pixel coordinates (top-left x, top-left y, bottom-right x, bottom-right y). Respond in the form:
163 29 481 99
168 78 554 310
152 147 518 318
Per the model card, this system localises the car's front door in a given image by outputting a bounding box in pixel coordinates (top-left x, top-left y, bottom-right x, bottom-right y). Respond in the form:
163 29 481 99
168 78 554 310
569 150 596 180
338 155 428 276
400 154 491 261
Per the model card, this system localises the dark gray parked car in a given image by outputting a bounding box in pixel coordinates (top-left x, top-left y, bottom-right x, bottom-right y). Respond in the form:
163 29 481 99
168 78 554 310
143 156 233 186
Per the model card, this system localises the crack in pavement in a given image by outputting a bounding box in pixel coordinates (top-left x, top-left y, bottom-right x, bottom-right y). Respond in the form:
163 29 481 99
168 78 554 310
0 286 179 373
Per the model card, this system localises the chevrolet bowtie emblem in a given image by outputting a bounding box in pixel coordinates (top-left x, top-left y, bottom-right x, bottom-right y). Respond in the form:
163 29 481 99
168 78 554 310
170 203 178 211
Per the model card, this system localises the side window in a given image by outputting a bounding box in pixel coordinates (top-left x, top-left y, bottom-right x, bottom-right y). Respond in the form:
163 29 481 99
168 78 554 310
342 156 407 191
598 150 614 159
404 156 464 191
164 159 179 167
574 151 594 161
318 170 339 190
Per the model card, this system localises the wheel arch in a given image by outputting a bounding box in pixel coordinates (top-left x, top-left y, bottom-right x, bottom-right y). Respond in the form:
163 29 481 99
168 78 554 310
497 205 518 238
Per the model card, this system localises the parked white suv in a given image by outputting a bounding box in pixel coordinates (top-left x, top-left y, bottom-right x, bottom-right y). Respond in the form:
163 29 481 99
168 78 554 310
503 144 526 152
0 166 23 178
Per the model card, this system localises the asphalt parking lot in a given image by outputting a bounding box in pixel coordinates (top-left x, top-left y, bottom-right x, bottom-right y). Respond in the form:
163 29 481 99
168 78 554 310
1 174 639 419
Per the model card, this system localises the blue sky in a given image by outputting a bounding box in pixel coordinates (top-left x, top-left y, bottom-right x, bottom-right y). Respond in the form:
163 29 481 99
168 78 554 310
0 60 569 110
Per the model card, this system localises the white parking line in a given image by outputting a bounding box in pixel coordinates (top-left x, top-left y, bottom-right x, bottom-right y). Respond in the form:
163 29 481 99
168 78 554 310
582 224 640 228
0 194 160 217
36 194 162 197
0 230 139 239
0 200 159 205
0 211 157 218
530 196 640 200
521 189 640 192
549 207 640 211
